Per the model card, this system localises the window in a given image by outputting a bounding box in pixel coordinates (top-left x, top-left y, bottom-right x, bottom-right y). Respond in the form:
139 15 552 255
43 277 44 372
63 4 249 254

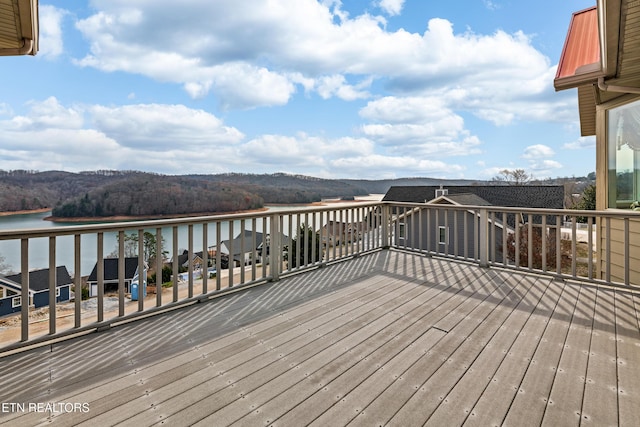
12 296 21 308
608 98 640 208
56 288 61 297
398 222 405 239
438 226 448 245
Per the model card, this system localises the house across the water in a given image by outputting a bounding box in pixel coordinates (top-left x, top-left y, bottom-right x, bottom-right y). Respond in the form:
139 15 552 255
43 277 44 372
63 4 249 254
86 258 147 297
0 266 72 316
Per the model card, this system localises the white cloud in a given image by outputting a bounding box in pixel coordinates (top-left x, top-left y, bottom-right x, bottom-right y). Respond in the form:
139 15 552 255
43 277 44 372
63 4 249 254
90 104 245 149
241 133 374 170
376 0 405 16
71 0 560 119
359 95 482 157
563 136 596 150
483 1 500 11
528 159 563 178
316 75 372 101
8 97 84 132
0 99 245 173
522 144 555 159
39 5 66 59
332 154 464 178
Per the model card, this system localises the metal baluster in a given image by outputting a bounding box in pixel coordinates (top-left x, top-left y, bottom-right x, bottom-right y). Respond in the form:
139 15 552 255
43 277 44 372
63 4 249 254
172 226 179 302
20 238 28 342
74 234 81 327
48 236 56 335
156 227 162 306
97 232 104 322
202 223 208 295
118 231 125 317
216 222 222 291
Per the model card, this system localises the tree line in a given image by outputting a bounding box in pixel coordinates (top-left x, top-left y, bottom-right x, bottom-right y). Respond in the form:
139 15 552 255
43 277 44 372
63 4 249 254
0 170 370 217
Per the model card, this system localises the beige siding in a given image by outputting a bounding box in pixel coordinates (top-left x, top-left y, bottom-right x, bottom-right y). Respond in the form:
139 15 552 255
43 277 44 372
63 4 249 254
0 0 21 49
598 217 640 285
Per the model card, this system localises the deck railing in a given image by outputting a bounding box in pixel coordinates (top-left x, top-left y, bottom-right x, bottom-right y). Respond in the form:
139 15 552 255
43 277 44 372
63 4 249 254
0 203 384 353
385 202 637 288
0 201 637 354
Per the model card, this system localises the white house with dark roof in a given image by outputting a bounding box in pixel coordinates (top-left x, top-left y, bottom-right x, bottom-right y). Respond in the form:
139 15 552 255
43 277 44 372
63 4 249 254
86 258 147 297
220 230 289 266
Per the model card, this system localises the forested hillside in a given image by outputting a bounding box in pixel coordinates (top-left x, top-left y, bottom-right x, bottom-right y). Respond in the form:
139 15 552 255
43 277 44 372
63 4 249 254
0 170 369 218
0 169 592 219
0 170 136 212
52 175 264 218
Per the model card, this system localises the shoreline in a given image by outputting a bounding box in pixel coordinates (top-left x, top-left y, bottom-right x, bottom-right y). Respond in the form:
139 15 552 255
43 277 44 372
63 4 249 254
43 207 272 223
0 208 51 217
0 196 380 223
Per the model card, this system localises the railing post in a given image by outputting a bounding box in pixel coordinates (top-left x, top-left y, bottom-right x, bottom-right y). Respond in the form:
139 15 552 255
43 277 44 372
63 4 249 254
479 208 489 268
156 227 163 306
138 229 145 311
20 238 29 342
270 213 281 281
48 236 57 335
74 234 82 328
382 204 390 248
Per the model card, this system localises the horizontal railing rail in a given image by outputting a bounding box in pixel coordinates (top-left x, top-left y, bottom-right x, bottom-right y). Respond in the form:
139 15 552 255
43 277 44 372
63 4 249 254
0 200 638 355
0 203 383 354
384 201 639 288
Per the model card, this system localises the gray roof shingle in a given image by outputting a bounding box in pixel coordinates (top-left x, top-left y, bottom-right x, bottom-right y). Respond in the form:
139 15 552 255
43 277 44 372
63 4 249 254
383 185 565 209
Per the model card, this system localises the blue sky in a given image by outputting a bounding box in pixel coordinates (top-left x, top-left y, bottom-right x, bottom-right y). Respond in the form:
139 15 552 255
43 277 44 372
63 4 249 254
0 0 596 180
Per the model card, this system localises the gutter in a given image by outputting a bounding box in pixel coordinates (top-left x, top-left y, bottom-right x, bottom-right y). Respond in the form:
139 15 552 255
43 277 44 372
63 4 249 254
0 38 34 56
598 77 640 95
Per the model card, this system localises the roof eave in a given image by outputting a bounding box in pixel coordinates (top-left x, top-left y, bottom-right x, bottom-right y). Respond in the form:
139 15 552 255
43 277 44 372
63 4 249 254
599 0 621 78
554 63 605 92
554 1 622 93
0 0 39 56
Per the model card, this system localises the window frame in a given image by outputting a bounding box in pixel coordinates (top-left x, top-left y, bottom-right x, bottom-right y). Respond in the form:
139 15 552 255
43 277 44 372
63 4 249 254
438 226 448 245
601 95 640 210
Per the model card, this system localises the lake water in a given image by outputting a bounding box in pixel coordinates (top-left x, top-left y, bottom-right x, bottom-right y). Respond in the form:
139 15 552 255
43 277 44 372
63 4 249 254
0 210 270 276
0 197 382 276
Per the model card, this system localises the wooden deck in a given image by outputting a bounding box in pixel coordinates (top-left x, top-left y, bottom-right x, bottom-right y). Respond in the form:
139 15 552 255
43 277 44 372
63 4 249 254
1 250 639 426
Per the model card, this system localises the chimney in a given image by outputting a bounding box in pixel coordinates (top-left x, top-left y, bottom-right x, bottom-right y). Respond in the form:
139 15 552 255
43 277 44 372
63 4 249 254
435 185 448 197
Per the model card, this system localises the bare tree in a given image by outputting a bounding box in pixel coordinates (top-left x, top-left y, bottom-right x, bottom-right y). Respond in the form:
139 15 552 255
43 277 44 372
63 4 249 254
0 254 10 274
492 169 532 185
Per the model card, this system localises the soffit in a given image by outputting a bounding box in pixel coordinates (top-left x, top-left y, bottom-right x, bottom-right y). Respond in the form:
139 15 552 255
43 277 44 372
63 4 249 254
578 85 597 136
606 0 640 89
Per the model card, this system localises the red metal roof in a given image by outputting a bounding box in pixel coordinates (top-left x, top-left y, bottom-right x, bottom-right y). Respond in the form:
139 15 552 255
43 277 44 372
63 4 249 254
555 6 599 81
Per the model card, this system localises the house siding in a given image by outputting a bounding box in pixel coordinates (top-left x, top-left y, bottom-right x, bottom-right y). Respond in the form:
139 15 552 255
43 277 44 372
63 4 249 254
598 217 640 285
595 96 640 286
32 285 71 308
396 207 506 262
0 296 21 316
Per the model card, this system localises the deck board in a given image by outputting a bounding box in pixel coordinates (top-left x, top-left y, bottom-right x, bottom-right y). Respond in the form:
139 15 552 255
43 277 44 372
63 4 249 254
541 284 596 427
502 281 581 426
228 269 501 426
157 262 478 426
613 291 640 427
422 274 547 426
580 288 619 426
387 274 550 427
461 277 566 426
1 250 639 427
